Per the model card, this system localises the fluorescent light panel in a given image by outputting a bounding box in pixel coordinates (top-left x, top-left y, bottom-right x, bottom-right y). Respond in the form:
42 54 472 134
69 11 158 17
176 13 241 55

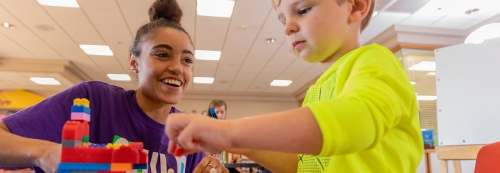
409 61 436 71
79 45 113 56
417 95 437 101
107 74 131 81
194 77 214 84
37 0 79 8
271 80 292 87
197 0 235 18
195 50 221 60
30 77 61 85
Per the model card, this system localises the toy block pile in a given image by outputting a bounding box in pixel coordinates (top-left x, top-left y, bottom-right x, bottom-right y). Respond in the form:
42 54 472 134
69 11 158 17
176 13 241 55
57 98 148 173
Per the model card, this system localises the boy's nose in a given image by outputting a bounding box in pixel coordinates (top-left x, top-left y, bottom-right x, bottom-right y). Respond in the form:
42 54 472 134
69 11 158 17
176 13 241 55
284 21 299 36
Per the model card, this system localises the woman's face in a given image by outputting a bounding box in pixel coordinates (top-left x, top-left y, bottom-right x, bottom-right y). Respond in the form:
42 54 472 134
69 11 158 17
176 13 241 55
129 27 194 105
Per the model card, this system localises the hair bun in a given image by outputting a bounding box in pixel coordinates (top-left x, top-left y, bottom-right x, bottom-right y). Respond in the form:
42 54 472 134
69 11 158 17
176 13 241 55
148 0 183 24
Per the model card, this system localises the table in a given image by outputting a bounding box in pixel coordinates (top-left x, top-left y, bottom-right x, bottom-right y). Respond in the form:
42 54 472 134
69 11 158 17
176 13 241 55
224 163 263 173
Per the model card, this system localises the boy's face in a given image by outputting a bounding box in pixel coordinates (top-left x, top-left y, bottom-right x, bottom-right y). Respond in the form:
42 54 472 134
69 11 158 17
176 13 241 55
276 0 354 63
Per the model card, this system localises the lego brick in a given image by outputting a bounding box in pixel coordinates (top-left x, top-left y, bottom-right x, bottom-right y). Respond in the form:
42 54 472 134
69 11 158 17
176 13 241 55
74 98 90 107
71 105 91 114
110 163 132 172
132 164 147 170
83 136 89 143
58 163 110 171
57 170 70 173
62 121 84 140
71 171 98 173
138 151 147 164
82 122 89 137
62 140 83 148
112 146 139 163
61 147 113 163
129 142 143 151
71 112 91 122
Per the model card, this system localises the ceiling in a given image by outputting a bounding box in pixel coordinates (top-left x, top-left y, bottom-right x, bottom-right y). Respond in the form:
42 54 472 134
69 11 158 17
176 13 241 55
0 0 499 98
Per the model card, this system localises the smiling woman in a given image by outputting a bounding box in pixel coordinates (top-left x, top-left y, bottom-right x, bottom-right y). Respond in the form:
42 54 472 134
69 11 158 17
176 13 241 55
0 0 228 173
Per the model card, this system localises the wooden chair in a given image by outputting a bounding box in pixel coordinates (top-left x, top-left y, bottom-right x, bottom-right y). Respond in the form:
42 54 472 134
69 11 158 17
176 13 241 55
436 145 484 173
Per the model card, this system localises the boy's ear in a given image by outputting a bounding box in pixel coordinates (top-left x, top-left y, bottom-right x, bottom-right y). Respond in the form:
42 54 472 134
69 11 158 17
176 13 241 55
348 0 371 24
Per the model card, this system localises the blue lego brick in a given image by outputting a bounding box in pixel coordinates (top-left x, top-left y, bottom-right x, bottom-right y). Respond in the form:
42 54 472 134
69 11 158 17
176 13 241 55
57 170 70 173
133 164 148 170
58 163 110 171
71 105 91 114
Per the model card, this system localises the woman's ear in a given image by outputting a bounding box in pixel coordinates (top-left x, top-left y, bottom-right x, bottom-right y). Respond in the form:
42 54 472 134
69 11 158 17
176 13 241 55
128 52 139 73
348 0 371 24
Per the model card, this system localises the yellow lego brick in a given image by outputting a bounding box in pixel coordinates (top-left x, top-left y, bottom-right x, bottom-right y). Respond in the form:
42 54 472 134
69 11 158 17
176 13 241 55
73 98 90 107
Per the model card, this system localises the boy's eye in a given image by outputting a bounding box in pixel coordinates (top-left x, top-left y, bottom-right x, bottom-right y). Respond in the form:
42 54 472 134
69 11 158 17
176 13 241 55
155 52 168 58
298 7 311 15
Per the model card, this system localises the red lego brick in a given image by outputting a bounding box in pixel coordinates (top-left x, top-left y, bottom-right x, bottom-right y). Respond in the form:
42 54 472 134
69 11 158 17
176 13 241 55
62 121 84 140
173 145 184 157
81 121 89 137
111 146 139 163
138 150 147 164
61 147 114 163
129 142 143 151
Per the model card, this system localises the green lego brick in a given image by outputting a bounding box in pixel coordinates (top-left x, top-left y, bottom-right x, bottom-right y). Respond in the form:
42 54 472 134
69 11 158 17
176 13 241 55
82 136 89 143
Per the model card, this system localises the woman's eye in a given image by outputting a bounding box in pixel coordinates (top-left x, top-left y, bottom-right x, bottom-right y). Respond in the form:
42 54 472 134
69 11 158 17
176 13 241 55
184 58 194 64
298 7 311 15
155 53 168 58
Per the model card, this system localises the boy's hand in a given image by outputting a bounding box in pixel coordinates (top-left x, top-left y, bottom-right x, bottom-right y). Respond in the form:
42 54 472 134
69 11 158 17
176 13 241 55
33 144 61 173
165 113 233 155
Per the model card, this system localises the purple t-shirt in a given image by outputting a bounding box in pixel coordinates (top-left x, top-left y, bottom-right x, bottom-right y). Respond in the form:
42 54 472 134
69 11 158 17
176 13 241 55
2 81 205 173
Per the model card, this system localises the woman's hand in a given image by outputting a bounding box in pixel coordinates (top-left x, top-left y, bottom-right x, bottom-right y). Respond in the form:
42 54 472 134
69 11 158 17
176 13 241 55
33 144 61 173
192 155 229 173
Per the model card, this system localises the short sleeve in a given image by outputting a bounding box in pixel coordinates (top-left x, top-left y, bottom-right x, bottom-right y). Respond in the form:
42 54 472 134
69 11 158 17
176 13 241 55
2 82 90 143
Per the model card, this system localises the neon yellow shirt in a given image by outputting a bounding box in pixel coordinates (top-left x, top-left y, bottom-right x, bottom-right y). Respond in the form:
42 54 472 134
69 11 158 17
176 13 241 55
298 44 423 173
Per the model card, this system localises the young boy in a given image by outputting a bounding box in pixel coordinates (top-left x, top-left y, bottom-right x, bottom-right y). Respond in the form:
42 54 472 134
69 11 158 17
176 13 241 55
165 0 423 172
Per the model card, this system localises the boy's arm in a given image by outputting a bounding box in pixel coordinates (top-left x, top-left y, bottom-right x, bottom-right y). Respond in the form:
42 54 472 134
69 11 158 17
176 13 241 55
243 150 298 173
229 108 323 155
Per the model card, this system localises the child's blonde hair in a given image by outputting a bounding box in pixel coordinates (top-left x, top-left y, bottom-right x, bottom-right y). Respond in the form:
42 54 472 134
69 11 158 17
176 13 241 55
272 0 375 31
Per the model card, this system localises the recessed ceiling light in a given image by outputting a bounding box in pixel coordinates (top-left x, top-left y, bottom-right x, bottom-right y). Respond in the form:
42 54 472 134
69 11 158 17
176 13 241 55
270 80 292 87
265 38 276 43
2 23 15 29
195 50 221 60
197 0 235 18
79 45 113 56
427 72 436 76
417 95 437 101
465 8 480 15
409 61 435 71
29 77 61 85
194 77 214 84
37 0 79 8
107 74 131 81
410 81 416 85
